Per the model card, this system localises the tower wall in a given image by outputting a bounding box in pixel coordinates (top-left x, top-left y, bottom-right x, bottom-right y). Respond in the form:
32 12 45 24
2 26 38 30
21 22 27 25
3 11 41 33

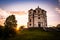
28 6 47 28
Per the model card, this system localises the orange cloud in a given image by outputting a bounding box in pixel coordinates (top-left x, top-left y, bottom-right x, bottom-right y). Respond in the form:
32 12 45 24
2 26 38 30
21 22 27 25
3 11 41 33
9 11 26 15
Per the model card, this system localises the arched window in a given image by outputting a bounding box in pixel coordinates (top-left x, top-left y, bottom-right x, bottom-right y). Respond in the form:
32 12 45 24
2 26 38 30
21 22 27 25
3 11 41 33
29 19 31 22
38 17 40 19
30 24 31 26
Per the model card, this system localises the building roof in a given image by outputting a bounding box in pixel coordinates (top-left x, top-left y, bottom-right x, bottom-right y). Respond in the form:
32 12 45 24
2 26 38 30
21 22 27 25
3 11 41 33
35 6 41 10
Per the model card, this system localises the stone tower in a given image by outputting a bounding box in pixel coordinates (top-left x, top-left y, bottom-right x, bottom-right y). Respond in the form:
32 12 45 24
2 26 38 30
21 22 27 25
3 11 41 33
27 6 47 28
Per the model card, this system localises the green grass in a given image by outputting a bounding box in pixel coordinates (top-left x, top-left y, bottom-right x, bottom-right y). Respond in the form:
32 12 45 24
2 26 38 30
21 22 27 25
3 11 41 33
7 29 60 40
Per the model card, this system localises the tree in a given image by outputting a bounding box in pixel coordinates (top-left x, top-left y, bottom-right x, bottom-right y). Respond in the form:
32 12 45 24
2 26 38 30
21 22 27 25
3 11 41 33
0 25 3 37
52 26 55 27
4 15 17 28
4 15 17 38
20 26 24 31
56 24 60 28
56 24 60 31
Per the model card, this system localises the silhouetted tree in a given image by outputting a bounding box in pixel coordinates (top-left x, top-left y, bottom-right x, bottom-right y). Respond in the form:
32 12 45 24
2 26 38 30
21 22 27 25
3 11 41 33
0 25 3 38
56 24 60 28
4 15 17 38
52 26 55 27
20 26 24 31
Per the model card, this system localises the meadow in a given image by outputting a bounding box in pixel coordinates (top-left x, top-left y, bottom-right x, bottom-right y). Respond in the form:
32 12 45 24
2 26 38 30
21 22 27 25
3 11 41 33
7 28 60 40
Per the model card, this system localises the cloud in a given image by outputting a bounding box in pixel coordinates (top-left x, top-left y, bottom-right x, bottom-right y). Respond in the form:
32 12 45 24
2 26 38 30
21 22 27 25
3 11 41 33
55 8 60 13
0 8 10 25
0 8 27 26
9 11 26 15
0 9 9 18
58 0 60 5
58 0 60 2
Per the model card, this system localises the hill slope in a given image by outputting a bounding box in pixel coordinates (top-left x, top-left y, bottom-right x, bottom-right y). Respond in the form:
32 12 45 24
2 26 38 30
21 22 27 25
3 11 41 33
9 29 60 40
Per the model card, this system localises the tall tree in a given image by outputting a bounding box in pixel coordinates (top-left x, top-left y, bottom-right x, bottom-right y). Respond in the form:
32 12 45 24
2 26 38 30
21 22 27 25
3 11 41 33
4 15 17 38
4 15 17 28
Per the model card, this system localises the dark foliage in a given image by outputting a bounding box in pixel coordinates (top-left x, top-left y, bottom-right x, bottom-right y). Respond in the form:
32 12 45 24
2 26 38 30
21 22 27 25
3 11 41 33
0 25 3 38
3 15 17 39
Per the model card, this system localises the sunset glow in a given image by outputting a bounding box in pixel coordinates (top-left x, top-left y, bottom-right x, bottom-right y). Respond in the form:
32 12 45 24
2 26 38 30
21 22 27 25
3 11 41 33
0 0 60 28
0 0 60 40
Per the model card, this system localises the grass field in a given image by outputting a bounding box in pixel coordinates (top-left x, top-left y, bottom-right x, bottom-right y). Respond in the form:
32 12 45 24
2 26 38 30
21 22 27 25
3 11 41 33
5 29 60 40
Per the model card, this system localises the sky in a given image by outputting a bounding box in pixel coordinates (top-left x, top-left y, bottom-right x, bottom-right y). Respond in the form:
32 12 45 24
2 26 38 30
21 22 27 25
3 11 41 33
0 0 60 28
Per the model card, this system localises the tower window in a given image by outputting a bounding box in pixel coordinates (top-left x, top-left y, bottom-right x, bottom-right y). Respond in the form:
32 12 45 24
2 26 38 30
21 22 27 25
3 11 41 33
38 17 40 19
29 19 31 22
38 15 40 16
30 24 31 26
34 10 36 13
